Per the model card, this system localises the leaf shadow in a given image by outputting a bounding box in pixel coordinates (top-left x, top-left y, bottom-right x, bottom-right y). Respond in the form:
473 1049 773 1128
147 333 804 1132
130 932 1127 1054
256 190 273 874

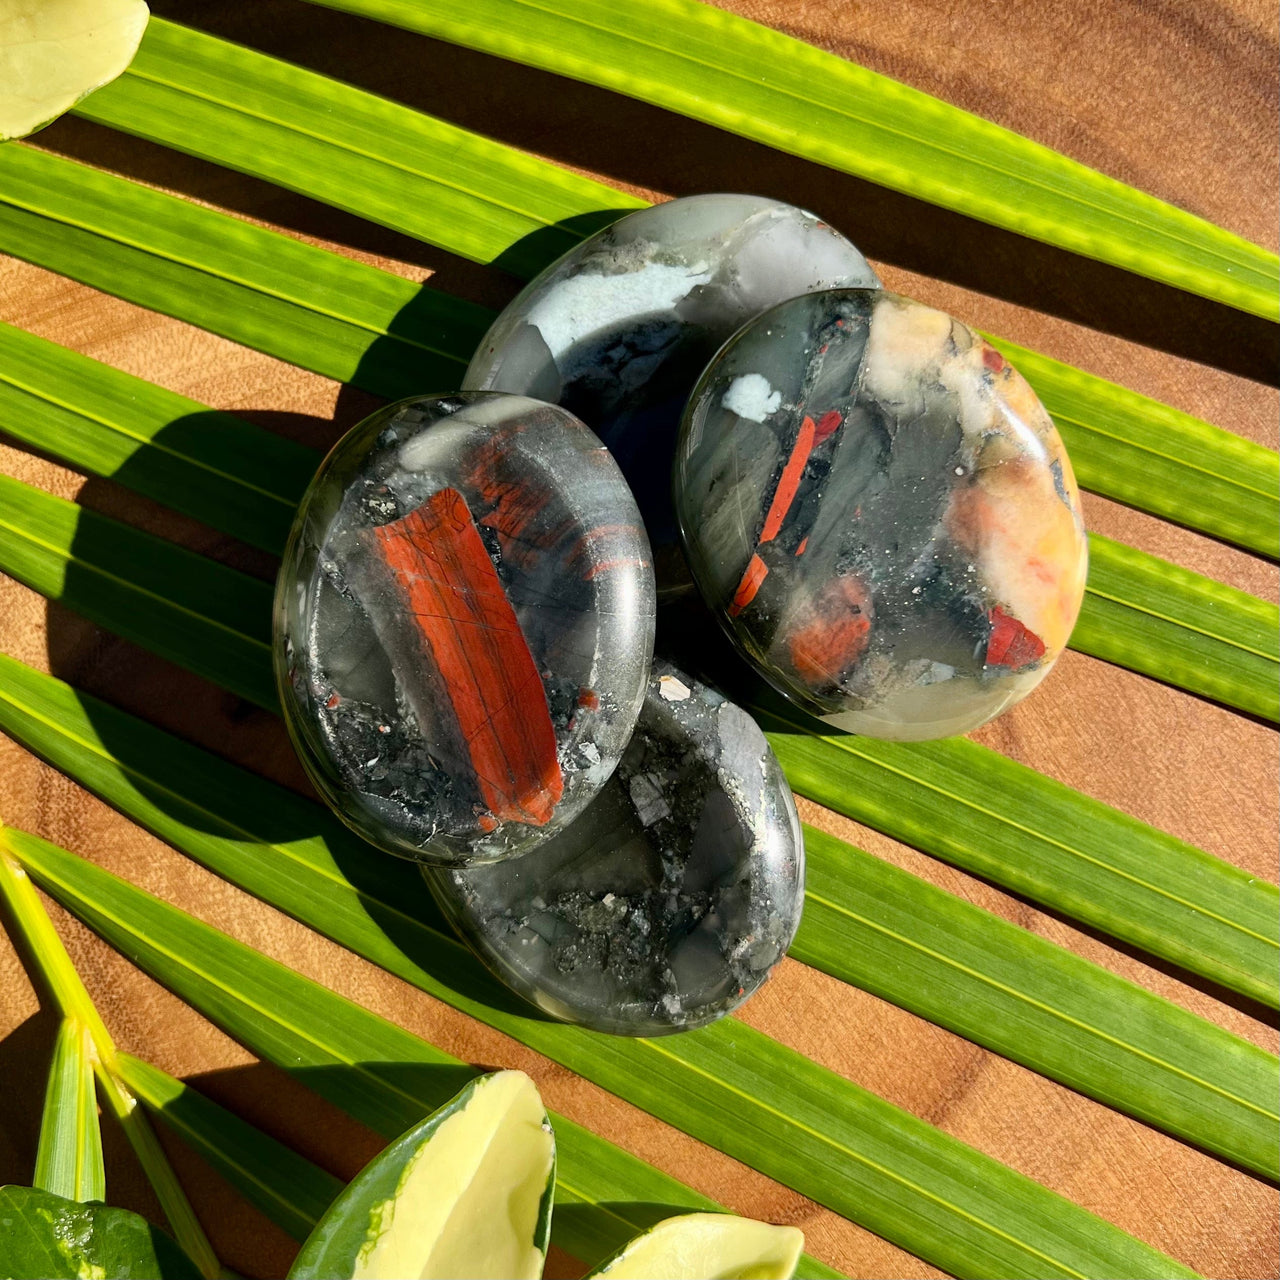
0 1008 60 1188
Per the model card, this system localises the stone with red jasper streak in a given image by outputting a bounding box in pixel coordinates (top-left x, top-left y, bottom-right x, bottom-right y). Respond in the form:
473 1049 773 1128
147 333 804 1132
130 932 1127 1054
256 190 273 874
274 392 655 865
675 289 1089 741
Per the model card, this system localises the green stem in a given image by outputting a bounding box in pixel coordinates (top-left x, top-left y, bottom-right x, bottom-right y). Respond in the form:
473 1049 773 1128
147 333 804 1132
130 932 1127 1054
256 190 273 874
0 834 221 1279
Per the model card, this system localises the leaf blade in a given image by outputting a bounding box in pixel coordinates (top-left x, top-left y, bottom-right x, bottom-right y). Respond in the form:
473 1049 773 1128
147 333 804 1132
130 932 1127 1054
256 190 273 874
792 826 1278 1177
0 473 277 710
294 0 1278 317
114 1053 343 1244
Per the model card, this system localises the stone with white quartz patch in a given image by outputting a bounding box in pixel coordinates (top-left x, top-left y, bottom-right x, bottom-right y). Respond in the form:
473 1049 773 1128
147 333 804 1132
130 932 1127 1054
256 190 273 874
464 195 879 579
424 661 804 1035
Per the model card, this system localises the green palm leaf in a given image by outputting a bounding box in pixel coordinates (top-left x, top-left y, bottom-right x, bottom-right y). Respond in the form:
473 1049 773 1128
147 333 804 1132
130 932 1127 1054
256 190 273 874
4 821 1199 1279
77 18 640 278
113 1054 345 1243
1073 535 1279 720
1 462 1274 1008
5 70 1274 554
0 473 276 708
0 319 316 555
762 702 1279 1009
33 1019 105 1204
298 0 1278 319
3 314 1274 721
0 646 1274 1183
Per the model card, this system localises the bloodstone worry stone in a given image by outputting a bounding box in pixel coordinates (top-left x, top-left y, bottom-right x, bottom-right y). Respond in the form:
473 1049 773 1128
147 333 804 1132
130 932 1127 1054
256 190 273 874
464 194 880 570
425 661 804 1034
275 392 656 865
675 290 1089 741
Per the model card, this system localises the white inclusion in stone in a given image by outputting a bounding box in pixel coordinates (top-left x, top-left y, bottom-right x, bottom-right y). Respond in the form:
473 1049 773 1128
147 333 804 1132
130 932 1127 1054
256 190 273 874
525 261 712 357
721 372 782 422
658 673 692 702
918 662 956 685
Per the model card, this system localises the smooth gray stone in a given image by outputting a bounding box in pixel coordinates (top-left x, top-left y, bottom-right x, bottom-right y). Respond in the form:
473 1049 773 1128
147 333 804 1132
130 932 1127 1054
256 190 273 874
426 661 804 1035
275 392 656 866
465 194 880 573
675 289 1089 741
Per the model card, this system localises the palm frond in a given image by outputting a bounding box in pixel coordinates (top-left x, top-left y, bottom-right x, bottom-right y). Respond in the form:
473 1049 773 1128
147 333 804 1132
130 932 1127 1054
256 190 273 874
7 823 1199 1278
299 0 1279 318
4 68 1273 552
0 651 1274 1183
2 467 1274 1006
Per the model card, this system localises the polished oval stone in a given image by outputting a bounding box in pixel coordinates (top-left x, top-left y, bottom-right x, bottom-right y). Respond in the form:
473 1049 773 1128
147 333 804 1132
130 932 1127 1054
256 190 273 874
465 194 880 570
426 661 805 1034
275 393 656 865
675 290 1089 741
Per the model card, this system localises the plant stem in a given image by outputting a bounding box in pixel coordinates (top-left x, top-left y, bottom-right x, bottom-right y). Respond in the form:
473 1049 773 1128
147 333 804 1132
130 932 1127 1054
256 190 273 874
0 834 221 1279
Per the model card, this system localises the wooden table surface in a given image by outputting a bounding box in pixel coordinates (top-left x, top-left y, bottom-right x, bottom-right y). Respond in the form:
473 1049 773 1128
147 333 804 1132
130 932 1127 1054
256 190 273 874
0 1 1276 1277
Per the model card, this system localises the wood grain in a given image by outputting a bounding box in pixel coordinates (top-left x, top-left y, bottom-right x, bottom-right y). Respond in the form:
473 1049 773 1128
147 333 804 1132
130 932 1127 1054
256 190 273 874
0 1 1276 1277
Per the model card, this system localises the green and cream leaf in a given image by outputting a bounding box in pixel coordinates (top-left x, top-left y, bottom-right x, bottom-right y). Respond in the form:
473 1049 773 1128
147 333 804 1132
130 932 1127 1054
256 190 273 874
585 1213 804 1280
0 0 148 140
289 1072 555 1280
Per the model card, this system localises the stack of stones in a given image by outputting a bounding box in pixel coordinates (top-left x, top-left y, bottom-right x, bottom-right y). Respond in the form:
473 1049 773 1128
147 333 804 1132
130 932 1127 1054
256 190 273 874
274 195 1087 1035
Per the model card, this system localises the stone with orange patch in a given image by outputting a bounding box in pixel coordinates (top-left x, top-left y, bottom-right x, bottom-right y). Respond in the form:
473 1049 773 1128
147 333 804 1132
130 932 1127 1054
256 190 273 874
676 289 1087 740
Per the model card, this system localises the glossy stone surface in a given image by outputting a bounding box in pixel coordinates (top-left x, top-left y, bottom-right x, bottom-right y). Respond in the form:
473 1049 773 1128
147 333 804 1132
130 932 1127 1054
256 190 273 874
275 393 656 865
675 290 1089 741
465 194 880 570
427 661 804 1034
